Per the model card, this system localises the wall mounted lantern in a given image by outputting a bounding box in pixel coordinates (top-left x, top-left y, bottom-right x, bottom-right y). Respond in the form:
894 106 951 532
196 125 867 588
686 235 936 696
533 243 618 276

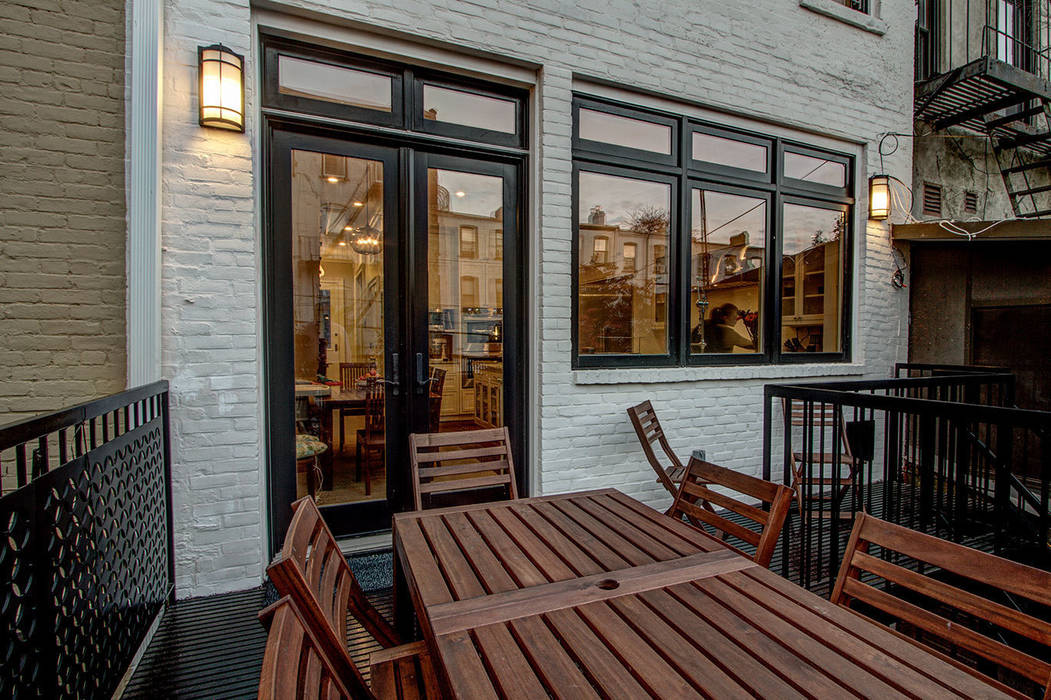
868 174 890 220
198 44 245 132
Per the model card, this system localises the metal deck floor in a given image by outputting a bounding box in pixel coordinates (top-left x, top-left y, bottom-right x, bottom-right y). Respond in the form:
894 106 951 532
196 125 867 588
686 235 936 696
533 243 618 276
125 583 394 698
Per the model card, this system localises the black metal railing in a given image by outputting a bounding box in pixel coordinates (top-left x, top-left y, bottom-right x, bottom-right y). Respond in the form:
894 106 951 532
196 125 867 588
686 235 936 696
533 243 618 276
763 369 1051 595
0 381 173 698
983 24 1051 78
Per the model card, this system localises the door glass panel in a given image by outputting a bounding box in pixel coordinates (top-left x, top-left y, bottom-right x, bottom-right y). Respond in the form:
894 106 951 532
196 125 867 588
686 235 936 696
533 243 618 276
692 132 768 172
422 85 517 134
577 171 671 355
690 189 764 355
292 150 386 505
783 151 846 188
578 108 672 154
427 169 504 433
279 56 393 111
781 203 844 353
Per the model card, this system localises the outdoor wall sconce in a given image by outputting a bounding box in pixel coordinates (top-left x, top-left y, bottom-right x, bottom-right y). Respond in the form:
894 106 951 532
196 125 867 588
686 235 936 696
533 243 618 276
868 174 890 220
198 44 245 132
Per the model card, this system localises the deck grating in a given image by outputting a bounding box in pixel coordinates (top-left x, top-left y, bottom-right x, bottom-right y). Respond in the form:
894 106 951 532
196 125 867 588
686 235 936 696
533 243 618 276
125 554 394 699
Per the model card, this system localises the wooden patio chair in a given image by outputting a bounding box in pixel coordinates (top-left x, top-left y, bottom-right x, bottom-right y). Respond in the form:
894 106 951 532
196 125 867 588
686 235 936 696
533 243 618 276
355 377 384 496
668 458 794 568
781 398 861 519
409 427 517 510
831 513 1051 698
626 400 686 500
258 595 354 699
266 497 437 699
337 361 372 451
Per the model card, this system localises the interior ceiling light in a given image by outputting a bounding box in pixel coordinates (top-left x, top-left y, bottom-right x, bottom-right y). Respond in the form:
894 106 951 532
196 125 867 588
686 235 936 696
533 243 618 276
350 227 382 255
353 201 364 207
326 176 340 183
455 191 466 198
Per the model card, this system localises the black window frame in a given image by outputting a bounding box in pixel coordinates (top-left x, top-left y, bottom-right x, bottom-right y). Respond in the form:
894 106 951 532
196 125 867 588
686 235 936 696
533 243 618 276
261 35 528 149
572 95 854 370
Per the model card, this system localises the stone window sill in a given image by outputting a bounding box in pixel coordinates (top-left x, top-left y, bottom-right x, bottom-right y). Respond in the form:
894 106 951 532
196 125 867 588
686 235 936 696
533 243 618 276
799 0 887 35
573 362 866 385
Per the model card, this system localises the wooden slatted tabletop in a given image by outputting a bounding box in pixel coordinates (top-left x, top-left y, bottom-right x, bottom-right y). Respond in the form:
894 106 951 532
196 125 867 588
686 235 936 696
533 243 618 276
393 488 1021 699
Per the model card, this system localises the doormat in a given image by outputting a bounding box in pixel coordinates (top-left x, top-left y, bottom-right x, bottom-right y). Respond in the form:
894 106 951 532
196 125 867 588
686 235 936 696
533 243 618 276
347 550 393 592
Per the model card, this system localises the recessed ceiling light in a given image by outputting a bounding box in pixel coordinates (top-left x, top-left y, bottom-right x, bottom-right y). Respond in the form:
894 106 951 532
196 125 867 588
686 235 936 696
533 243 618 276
344 225 354 231
352 201 364 207
455 191 466 198
326 176 340 183
338 240 347 247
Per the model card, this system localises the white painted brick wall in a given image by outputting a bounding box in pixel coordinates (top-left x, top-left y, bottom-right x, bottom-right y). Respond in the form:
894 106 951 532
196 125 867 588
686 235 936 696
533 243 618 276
161 0 914 595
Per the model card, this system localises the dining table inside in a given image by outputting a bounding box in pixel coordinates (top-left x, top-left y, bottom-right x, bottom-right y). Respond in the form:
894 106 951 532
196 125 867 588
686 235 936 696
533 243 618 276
392 488 1025 699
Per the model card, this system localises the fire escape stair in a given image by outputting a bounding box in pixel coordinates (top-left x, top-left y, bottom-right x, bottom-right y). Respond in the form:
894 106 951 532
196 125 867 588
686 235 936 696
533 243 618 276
915 56 1051 218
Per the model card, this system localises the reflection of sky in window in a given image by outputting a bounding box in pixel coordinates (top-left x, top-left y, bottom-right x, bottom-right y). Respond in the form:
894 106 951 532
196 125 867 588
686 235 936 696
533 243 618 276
424 85 516 133
278 56 392 111
692 190 765 244
784 152 845 187
783 203 844 254
579 109 671 154
578 172 670 227
436 170 503 218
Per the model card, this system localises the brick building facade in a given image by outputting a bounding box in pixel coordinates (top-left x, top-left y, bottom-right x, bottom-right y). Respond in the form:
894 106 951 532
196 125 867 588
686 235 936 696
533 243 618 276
0 0 126 425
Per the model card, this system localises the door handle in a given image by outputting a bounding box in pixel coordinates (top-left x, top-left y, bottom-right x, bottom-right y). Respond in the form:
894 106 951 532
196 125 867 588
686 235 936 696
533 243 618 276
385 353 400 396
416 352 437 394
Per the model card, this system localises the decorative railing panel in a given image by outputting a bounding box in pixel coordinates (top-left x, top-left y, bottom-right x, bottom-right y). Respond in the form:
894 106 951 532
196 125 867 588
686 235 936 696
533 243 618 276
0 381 173 699
763 369 1050 595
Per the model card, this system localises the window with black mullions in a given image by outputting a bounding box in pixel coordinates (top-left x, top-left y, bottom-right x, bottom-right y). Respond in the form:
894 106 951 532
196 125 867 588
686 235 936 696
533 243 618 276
572 95 854 369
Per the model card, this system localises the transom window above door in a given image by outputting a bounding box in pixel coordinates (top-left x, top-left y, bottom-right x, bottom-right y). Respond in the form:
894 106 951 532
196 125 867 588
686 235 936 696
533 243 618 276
572 95 855 369
262 35 528 148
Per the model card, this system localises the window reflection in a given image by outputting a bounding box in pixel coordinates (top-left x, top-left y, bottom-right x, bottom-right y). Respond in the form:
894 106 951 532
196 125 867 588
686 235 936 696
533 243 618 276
278 56 392 111
781 203 844 353
577 171 671 355
578 108 672 154
690 190 765 354
784 152 846 188
423 85 517 134
692 132 768 172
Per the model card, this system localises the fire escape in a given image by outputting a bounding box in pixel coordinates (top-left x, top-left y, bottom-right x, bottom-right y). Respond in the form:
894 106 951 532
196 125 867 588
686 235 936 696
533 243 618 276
915 5 1051 218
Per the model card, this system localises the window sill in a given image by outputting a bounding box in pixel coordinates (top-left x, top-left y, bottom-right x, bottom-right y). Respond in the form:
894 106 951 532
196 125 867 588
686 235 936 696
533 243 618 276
573 362 865 385
799 0 887 35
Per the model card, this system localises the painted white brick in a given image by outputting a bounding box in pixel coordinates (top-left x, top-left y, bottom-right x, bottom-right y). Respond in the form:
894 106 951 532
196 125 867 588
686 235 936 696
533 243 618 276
160 0 913 596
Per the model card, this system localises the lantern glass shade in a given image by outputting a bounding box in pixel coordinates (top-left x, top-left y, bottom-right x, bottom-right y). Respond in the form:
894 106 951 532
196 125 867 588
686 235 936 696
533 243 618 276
199 45 245 131
869 174 890 220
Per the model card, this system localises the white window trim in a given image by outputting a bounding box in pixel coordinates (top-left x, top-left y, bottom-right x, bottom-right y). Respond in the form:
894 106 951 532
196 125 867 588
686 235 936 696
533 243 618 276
799 0 888 35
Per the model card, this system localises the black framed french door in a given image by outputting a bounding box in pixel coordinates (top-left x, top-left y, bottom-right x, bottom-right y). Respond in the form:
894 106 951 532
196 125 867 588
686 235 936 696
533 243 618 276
266 125 526 547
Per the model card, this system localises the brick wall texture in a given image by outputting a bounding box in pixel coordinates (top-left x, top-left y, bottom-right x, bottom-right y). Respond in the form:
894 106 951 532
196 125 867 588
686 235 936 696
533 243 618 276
164 0 915 596
0 0 127 425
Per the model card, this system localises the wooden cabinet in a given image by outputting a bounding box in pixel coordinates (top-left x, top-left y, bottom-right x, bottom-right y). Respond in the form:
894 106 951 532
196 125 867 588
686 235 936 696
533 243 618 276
473 362 503 427
781 242 840 352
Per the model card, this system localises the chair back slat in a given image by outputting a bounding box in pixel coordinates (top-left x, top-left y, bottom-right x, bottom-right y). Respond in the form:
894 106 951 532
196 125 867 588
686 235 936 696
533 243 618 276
257 596 354 700
831 513 1051 693
627 400 684 498
340 362 372 388
668 458 794 568
267 497 401 698
409 427 517 510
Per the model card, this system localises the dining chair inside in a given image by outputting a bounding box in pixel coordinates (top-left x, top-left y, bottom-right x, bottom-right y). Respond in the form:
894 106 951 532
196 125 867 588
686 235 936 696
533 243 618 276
428 367 447 433
337 361 373 451
668 457 794 568
627 400 686 501
355 377 385 496
409 426 517 510
831 513 1051 698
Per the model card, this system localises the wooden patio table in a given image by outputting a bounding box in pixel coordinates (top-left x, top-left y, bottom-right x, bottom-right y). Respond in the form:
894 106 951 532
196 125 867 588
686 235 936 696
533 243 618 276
393 488 1022 699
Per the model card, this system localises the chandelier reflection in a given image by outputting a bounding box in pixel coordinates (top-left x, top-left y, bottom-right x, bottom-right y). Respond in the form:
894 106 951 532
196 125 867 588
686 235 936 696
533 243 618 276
349 226 382 255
